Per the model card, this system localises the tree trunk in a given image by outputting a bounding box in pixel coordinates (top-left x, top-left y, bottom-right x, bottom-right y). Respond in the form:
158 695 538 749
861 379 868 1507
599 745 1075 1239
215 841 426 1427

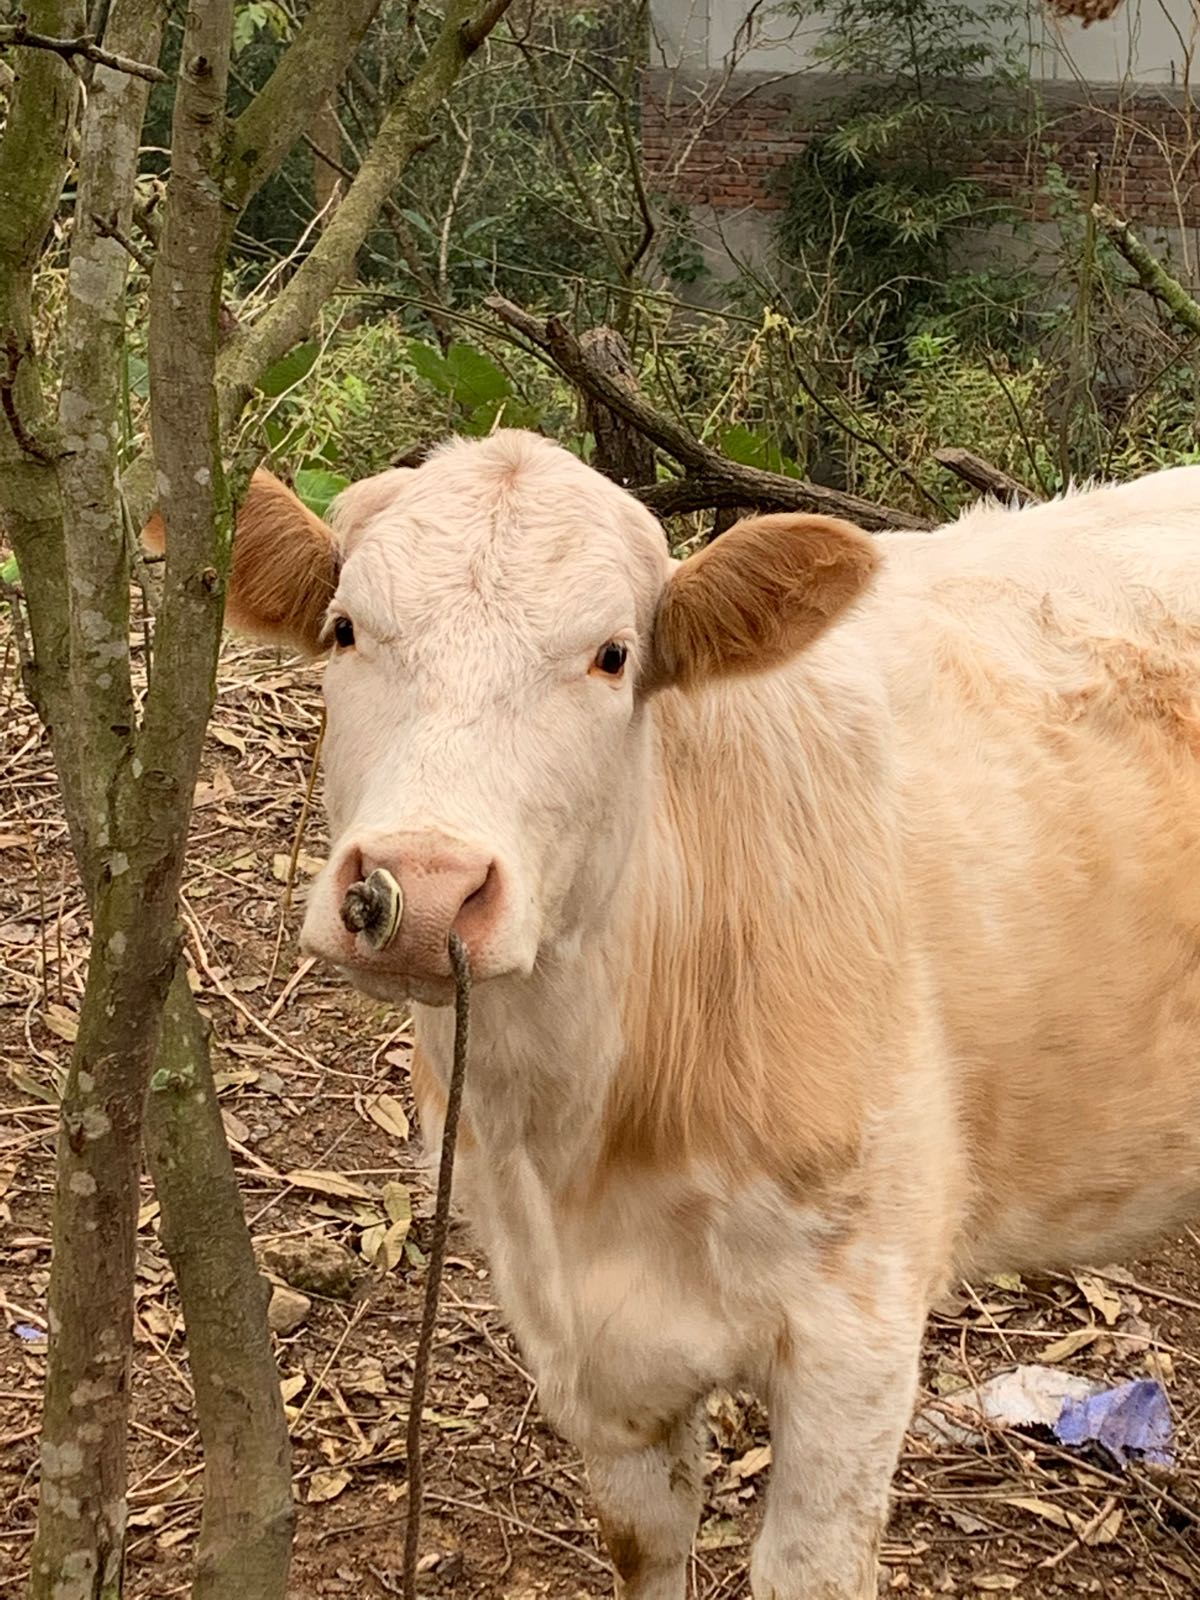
144 971 294 1600
310 94 343 219
27 4 168 1593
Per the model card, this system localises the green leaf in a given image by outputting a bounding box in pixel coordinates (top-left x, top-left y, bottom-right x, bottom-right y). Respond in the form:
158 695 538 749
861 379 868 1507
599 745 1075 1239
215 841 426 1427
125 352 149 399
1 553 19 585
719 424 794 477
406 339 452 393
294 468 350 519
443 344 511 408
256 342 318 398
399 208 439 242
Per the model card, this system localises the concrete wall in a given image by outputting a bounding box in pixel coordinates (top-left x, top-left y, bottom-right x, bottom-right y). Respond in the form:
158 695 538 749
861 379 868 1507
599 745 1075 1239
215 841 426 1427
649 1 1200 87
643 2 1200 286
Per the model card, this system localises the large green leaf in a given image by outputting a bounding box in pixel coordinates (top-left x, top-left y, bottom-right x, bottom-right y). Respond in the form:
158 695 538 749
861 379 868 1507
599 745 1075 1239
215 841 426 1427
443 345 511 408
256 342 318 398
293 468 350 520
406 340 452 394
407 340 512 411
459 398 543 437
718 424 796 478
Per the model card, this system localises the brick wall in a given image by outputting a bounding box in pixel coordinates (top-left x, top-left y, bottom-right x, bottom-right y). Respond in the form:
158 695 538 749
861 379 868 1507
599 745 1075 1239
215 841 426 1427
641 71 1200 227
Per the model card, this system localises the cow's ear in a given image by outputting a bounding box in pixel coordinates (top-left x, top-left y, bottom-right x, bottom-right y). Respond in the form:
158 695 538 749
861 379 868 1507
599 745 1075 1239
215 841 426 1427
141 468 340 657
644 512 879 693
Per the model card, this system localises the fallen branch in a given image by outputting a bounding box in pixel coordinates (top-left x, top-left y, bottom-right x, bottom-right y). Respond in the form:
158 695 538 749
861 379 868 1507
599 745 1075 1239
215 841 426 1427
932 448 1041 506
484 295 929 531
636 468 916 528
0 22 166 82
1093 202 1200 339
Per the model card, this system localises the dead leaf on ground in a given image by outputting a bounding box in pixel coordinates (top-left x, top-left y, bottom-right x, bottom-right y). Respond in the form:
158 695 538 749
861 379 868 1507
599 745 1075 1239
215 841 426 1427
1076 1272 1122 1326
696 1516 743 1552
361 1214 410 1271
271 850 324 883
728 1444 771 1479
193 765 235 807
41 1003 78 1042
211 726 247 756
221 1108 250 1145
1039 1326 1102 1363
307 1467 351 1504
366 1093 410 1141
282 1166 373 1202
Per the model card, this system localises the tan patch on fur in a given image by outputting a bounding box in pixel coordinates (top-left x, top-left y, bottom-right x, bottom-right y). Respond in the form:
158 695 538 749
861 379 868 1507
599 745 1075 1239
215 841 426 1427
142 468 338 656
649 513 878 691
597 677 903 1196
598 1519 647 1588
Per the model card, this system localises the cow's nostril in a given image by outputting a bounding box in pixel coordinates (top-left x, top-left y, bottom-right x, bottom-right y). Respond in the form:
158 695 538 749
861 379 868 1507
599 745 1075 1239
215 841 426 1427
341 867 405 949
456 861 500 932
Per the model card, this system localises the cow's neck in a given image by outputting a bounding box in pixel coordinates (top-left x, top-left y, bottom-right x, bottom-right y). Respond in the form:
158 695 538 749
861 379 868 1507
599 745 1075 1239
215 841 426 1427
417 655 898 1199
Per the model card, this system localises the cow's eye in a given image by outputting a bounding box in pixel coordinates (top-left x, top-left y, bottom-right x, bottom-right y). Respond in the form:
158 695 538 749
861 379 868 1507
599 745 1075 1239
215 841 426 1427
592 640 628 678
333 615 355 650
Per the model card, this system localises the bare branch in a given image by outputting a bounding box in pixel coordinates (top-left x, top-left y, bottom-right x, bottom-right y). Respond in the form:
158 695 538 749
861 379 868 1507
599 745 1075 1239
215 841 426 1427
1093 200 1200 339
932 448 1041 506
2 331 58 460
462 0 511 51
91 209 154 272
0 21 166 81
484 296 930 531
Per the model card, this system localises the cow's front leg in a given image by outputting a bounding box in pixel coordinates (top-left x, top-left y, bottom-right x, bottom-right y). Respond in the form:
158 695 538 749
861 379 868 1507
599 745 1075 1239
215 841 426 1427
750 1285 926 1600
586 1411 704 1600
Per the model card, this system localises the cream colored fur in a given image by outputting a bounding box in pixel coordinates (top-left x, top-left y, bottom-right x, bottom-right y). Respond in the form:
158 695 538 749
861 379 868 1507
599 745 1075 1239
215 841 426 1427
209 437 1200 1599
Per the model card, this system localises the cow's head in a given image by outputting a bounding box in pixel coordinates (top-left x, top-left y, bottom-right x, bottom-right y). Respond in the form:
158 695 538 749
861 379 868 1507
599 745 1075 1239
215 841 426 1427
180 432 877 1004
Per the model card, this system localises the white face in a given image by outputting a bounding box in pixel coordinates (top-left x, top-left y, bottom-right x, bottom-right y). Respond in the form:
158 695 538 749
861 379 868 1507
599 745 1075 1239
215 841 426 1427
299 432 672 1004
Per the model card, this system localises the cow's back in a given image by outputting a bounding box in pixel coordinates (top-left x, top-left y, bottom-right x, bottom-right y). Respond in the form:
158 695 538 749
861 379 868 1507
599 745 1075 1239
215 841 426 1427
865 471 1200 1274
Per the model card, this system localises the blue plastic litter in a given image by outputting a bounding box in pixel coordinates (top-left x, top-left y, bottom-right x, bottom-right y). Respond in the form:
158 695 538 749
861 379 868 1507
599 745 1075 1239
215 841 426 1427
1054 1377 1173 1467
14 1323 45 1343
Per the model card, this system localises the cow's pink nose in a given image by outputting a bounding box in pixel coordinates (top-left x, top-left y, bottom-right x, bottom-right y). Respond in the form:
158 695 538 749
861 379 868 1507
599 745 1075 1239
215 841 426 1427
337 834 501 977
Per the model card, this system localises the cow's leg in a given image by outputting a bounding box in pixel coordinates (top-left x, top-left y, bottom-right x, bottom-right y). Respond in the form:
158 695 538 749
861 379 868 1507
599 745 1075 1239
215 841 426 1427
586 1412 704 1600
749 1290 926 1600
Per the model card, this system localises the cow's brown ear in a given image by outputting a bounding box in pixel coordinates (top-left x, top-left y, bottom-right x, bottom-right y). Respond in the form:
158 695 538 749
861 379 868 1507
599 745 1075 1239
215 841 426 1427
644 512 878 692
141 468 339 657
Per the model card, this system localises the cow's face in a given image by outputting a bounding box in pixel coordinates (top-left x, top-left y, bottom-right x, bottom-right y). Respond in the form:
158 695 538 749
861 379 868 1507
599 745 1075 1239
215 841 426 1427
306 433 671 1002
210 431 878 1005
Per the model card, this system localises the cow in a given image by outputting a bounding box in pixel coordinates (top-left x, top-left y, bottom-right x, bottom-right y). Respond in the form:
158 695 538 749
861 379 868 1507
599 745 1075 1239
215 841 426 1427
148 430 1200 1598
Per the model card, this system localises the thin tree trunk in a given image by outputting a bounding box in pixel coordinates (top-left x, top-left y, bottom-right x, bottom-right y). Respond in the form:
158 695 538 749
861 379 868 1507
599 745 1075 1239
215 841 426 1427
21 0 244 1593
310 94 343 218
144 971 294 1600
28 4 166 1593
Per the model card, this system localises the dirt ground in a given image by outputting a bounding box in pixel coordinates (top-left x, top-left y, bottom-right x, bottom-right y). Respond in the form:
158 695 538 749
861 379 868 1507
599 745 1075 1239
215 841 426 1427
1 628 1198 1599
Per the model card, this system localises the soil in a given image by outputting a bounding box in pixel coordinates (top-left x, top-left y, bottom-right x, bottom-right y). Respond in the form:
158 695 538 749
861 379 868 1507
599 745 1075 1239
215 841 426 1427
1 633 1198 1599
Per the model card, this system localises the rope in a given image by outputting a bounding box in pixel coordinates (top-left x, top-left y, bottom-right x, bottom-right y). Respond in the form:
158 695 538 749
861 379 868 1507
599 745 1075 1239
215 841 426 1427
402 932 471 1599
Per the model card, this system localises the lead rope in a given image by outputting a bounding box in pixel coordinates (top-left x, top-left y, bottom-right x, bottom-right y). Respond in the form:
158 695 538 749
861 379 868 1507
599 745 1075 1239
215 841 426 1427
402 932 471 1600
